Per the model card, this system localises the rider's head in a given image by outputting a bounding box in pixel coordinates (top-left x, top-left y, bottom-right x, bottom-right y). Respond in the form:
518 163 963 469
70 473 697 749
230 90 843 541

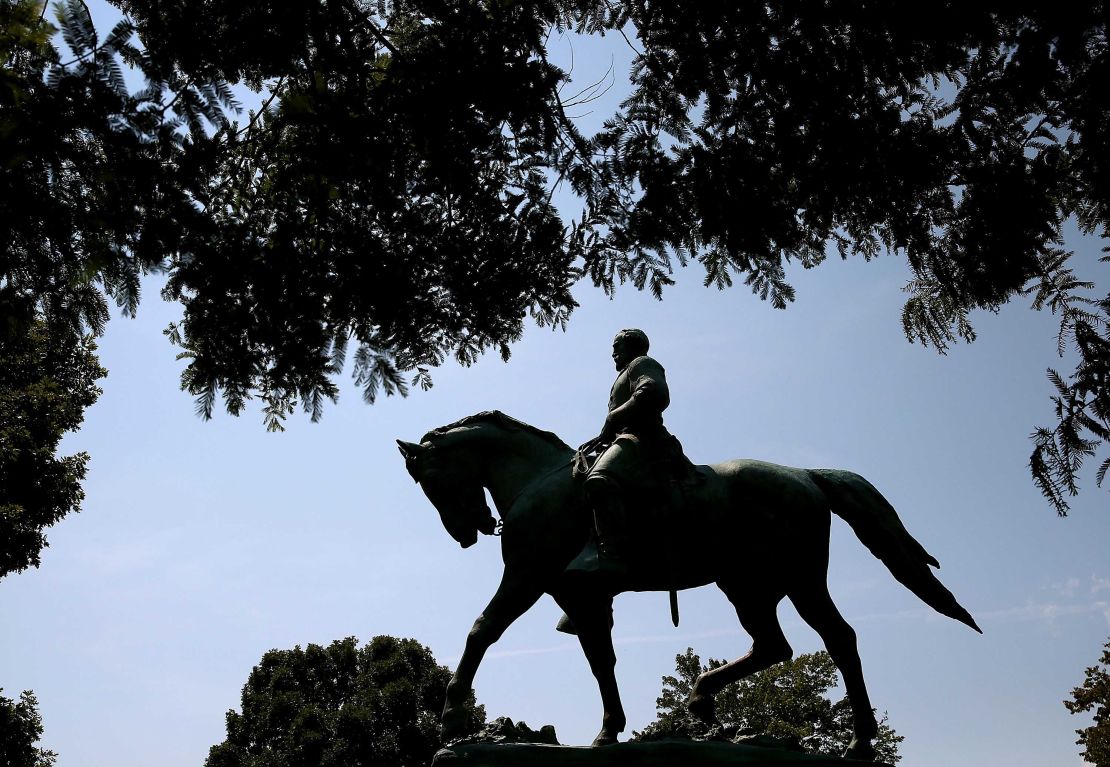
612 328 649 370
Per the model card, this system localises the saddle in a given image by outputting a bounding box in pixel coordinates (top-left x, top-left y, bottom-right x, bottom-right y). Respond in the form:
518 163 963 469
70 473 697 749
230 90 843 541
571 433 701 490
556 439 705 635
566 435 705 577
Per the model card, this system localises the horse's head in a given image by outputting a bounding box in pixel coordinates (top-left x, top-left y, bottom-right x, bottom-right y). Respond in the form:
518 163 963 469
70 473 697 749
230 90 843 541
397 438 497 549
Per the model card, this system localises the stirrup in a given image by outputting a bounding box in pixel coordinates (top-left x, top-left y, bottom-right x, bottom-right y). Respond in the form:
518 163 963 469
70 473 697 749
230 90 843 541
564 538 628 577
565 538 601 574
596 540 628 576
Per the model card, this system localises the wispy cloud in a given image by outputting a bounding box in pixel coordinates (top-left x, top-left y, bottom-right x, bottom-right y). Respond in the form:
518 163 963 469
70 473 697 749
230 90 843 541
453 589 1110 665
1050 574 1110 599
977 600 1110 627
76 527 186 575
1056 577 1081 599
483 642 578 660
454 627 750 665
1035 574 1110 631
851 597 1110 631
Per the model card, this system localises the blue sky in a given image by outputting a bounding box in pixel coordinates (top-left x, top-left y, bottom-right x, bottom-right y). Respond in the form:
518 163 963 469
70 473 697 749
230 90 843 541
3 7 1110 767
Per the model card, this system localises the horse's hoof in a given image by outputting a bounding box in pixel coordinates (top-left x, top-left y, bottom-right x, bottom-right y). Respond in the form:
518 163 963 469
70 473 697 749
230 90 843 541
591 731 619 746
687 693 718 726
707 724 741 742
843 738 877 761
440 707 471 743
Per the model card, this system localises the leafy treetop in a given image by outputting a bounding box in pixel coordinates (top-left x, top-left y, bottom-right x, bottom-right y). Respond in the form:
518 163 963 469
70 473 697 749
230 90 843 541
0 689 57 767
1064 636 1110 767
633 648 902 764
205 635 485 767
0 306 105 578
3 1 1109 512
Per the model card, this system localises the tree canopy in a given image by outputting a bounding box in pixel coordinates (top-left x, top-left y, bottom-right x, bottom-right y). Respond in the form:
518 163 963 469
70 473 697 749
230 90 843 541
0 689 57 767
0 309 105 578
1064 636 1110 767
3 1 1109 512
206 635 486 767
634 648 902 764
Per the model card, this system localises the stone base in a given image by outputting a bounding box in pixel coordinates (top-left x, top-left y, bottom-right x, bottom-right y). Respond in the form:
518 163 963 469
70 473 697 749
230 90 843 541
432 739 892 766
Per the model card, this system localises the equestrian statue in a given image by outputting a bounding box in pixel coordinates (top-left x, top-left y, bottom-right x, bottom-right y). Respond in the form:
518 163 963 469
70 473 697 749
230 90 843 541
396 329 980 761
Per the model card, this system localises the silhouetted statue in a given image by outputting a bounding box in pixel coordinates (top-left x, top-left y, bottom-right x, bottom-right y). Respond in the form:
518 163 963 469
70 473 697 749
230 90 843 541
398 367 980 761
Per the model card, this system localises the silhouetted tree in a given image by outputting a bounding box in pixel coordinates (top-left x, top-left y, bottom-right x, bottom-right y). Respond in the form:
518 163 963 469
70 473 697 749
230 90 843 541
2 0 231 339
0 306 105 577
205 636 485 767
0 690 57 767
1065 637 1110 767
5 1 1110 512
633 648 902 764
2 0 229 570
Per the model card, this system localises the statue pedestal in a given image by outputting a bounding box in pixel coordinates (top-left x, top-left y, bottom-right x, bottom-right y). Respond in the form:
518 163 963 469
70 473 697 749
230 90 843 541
432 740 892 766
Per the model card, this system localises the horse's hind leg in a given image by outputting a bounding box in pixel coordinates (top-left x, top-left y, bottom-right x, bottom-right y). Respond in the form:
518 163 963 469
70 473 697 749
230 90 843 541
553 589 625 746
790 584 878 760
688 585 792 727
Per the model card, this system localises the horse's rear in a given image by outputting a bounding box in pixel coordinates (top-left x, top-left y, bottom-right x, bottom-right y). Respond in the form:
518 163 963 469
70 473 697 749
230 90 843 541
614 458 834 593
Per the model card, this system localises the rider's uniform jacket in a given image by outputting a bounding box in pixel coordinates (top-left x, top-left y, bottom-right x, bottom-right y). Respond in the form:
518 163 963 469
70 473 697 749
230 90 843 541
607 355 671 443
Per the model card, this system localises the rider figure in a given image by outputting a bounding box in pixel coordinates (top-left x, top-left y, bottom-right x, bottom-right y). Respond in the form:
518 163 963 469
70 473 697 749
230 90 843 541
576 328 673 576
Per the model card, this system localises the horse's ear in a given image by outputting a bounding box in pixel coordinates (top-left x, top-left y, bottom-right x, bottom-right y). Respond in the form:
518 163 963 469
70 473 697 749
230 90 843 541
397 440 427 482
396 439 425 459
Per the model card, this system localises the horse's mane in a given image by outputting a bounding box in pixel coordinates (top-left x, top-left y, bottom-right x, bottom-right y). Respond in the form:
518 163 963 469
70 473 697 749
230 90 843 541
421 410 571 451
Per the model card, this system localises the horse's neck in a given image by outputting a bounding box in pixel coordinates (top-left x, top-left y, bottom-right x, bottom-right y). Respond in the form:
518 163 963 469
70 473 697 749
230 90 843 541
481 433 570 516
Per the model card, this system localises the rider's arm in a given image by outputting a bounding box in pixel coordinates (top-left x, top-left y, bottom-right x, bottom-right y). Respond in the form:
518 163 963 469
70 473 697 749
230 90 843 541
601 357 669 438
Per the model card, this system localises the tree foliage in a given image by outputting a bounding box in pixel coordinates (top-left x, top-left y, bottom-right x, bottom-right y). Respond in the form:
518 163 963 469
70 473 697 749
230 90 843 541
4 1 1110 511
633 648 902 764
0 304 105 578
1 0 229 571
576 2 1110 514
0 689 57 767
205 635 485 767
1 0 231 338
1064 637 1110 767
116 0 584 430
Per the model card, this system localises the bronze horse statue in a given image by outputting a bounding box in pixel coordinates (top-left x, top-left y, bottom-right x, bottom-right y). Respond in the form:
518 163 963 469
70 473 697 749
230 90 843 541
397 411 980 759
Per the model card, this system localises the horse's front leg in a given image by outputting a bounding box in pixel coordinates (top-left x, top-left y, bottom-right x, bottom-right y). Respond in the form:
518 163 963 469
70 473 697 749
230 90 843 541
442 569 544 740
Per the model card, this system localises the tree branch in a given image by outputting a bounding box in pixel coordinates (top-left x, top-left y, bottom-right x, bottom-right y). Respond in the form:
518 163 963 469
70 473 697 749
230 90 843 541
342 0 399 57
605 1 641 56
234 77 283 138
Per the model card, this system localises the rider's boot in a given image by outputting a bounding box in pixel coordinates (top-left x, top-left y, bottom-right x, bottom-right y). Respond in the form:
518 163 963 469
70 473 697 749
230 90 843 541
563 477 628 578
589 478 628 577
557 480 627 631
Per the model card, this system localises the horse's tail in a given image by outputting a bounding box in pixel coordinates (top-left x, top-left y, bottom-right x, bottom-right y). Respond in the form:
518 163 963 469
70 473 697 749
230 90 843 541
808 468 982 633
